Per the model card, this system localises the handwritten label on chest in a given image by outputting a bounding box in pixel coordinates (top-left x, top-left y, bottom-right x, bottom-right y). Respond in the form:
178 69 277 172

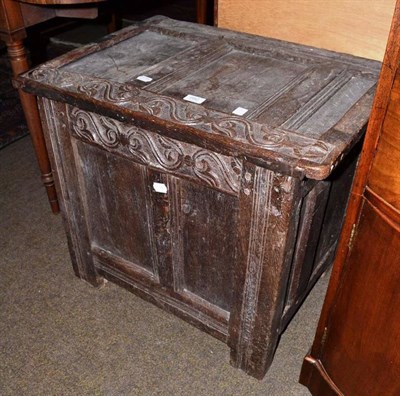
137 75 153 83
153 182 168 194
183 94 206 104
232 107 248 116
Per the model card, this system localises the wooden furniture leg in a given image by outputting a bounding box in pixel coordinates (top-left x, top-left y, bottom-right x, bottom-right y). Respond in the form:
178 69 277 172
6 39 60 213
0 0 108 214
197 0 207 24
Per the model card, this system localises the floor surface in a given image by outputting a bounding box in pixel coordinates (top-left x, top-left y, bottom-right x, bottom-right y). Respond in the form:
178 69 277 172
0 137 329 395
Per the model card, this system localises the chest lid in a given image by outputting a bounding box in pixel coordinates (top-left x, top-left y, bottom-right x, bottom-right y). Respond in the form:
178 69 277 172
17 16 381 179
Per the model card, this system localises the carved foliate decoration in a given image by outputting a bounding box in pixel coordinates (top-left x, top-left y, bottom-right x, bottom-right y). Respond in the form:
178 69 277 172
69 107 242 195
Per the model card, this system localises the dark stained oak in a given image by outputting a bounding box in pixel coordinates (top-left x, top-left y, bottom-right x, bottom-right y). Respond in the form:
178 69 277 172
300 1 400 394
18 16 381 379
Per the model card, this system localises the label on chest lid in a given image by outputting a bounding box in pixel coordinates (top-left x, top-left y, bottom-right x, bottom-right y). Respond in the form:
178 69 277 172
136 75 153 83
183 94 206 104
232 107 248 116
153 182 168 194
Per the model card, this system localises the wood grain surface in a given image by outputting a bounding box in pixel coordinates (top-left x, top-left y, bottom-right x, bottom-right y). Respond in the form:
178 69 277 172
319 199 400 394
367 69 400 210
217 0 396 61
18 16 380 180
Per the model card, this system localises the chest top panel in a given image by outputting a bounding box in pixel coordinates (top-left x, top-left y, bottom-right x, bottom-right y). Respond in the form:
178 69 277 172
18 16 381 179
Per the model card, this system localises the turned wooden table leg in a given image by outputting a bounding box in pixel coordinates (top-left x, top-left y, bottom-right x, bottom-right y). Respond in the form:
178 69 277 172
197 0 207 24
6 40 60 214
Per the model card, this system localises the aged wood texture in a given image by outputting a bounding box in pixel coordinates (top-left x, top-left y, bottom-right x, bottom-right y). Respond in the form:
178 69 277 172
69 107 242 196
77 143 157 274
178 180 239 311
300 1 400 394
18 16 380 179
38 99 103 286
284 181 331 306
229 164 301 379
216 0 395 61
20 17 380 379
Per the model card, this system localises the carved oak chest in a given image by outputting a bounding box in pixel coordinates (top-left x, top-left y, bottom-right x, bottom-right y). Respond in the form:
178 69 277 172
17 16 380 379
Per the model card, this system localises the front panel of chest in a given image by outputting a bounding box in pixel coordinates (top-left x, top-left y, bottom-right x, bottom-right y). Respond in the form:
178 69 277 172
50 102 245 337
43 96 342 379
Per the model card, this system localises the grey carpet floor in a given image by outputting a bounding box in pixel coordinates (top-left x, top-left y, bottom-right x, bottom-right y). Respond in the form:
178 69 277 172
0 136 329 395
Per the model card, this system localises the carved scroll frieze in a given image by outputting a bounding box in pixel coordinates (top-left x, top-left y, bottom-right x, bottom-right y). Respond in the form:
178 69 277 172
79 79 332 162
26 67 334 168
73 108 120 147
127 129 184 170
78 81 140 104
30 67 87 89
69 107 242 195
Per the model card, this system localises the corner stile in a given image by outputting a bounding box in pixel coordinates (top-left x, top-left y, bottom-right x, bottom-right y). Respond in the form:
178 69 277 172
229 162 302 379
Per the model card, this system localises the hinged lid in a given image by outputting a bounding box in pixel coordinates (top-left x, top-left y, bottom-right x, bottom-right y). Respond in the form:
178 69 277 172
16 16 381 179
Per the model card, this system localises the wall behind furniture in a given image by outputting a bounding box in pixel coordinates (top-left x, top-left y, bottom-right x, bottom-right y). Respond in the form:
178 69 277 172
216 0 396 61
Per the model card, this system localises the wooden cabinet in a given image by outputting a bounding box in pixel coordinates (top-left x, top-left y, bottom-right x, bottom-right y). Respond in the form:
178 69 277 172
17 16 380 379
299 1 400 394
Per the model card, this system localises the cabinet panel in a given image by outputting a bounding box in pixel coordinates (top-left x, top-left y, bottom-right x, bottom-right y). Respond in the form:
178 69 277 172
322 200 400 394
179 179 239 312
77 142 156 274
368 68 400 210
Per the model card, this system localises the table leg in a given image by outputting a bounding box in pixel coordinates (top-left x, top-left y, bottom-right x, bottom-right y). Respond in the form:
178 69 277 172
6 39 60 214
197 0 207 24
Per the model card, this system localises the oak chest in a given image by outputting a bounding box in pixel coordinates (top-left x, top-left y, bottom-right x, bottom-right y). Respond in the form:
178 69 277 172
18 16 380 379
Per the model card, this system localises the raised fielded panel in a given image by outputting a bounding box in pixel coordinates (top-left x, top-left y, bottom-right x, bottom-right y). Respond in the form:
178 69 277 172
77 143 156 275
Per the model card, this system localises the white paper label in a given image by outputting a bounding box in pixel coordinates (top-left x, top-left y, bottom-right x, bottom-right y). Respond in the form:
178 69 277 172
232 107 248 116
137 75 153 83
183 94 206 104
153 182 168 194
